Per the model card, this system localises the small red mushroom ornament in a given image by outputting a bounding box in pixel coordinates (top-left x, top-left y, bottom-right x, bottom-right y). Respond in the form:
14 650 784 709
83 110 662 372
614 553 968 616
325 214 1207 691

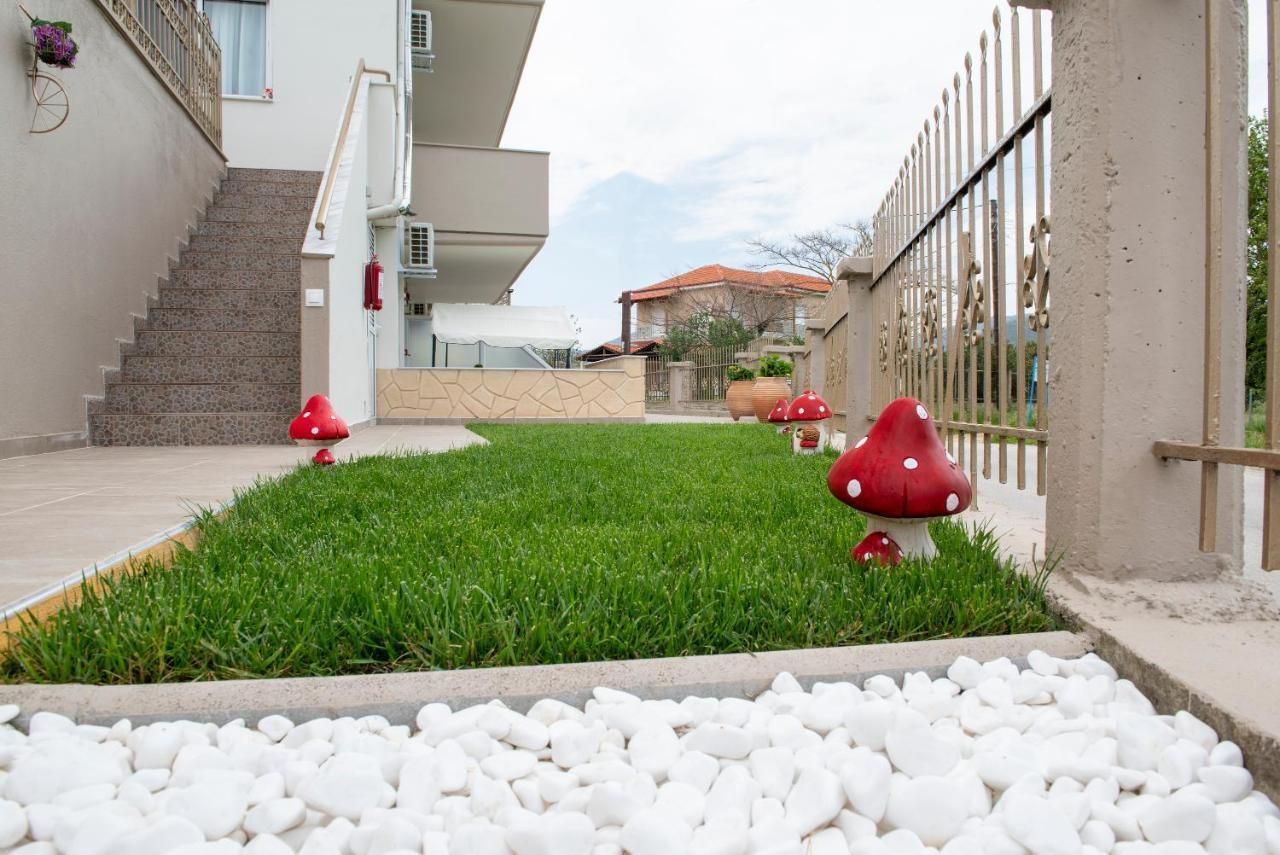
767 398 790 434
786 390 832 454
826 397 972 559
853 531 903 566
288 394 350 465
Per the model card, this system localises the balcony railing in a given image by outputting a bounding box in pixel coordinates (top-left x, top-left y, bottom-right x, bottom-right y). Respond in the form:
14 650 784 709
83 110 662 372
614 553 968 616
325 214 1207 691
95 0 222 147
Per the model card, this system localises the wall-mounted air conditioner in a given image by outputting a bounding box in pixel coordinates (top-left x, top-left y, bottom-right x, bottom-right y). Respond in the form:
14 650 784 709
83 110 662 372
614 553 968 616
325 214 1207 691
403 222 437 278
411 10 434 72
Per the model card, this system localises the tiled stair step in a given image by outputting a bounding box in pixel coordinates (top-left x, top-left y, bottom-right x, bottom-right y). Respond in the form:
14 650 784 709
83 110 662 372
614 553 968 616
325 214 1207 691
202 205 312 226
195 219 310 239
90 413 295 446
101 382 298 414
187 235 303 255
218 178 320 198
175 252 300 272
211 192 318 215
126 330 300 358
118 356 300 385
166 269 300 291
158 288 297 311
226 167 322 184
140 307 297 333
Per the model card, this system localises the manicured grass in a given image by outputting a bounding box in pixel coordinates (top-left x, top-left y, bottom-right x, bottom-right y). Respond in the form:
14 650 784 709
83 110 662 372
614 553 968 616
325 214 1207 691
2 424 1057 685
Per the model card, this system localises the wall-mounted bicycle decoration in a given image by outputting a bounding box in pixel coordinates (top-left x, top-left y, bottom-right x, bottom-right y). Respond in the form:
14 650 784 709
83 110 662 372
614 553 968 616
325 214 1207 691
18 5 76 134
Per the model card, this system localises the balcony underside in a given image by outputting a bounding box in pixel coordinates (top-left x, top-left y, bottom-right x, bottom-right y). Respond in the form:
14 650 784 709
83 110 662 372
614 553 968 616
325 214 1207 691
406 233 543 304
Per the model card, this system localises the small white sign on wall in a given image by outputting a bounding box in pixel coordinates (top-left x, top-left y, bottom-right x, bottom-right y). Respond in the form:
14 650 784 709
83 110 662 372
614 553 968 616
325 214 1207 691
304 289 325 307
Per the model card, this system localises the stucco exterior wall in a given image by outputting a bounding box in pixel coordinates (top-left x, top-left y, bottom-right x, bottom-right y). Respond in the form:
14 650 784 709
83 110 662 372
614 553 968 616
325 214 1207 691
0 0 225 456
376 356 645 421
633 287 827 340
220 0 398 170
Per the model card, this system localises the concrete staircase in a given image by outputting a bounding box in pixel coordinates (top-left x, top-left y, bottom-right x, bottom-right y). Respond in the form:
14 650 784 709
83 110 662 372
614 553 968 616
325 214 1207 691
89 168 320 446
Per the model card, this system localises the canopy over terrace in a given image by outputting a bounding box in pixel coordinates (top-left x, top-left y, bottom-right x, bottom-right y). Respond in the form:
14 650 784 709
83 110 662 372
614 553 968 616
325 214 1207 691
430 304 576 350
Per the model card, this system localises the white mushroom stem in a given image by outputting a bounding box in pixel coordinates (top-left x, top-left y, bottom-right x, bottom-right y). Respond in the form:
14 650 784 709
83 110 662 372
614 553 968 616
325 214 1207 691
864 513 938 559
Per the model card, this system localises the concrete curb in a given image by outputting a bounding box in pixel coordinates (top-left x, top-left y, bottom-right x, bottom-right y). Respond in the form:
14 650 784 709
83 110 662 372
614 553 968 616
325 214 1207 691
0 505 227 649
0 631 1086 728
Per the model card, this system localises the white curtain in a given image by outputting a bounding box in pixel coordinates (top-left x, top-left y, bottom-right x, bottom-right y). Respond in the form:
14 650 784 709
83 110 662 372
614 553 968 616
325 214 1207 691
206 1 267 96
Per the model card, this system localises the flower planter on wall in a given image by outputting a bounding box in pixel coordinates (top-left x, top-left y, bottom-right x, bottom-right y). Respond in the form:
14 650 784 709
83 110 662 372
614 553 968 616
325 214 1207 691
751 376 792 422
725 380 756 421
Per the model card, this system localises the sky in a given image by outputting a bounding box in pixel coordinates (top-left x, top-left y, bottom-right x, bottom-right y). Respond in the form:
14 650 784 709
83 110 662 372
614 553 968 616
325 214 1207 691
502 0 1273 350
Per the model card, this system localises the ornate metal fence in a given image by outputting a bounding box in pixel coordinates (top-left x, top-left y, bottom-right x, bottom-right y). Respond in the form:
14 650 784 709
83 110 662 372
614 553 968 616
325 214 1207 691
688 346 739 402
95 0 222 147
869 5 1051 499
1153 0 1280 570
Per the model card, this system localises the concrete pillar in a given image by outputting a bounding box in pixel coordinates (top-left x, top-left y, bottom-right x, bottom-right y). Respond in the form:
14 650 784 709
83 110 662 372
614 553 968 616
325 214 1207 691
668 361 694 409
299 257 331 406
837 257 875 441
1043 0 1245 580
806 321 827 400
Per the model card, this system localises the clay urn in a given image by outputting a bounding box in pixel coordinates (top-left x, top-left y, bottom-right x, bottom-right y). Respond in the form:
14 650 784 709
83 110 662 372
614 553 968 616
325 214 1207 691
751 375 792 422
826 396 972 559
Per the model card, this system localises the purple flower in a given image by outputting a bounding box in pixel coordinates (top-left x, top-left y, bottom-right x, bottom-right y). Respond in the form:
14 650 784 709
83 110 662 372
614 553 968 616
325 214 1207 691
33 23 77 69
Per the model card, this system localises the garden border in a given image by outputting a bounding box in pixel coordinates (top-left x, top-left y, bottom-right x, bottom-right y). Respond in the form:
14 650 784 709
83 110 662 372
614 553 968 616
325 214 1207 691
0 631 1085 728
0 505 226 650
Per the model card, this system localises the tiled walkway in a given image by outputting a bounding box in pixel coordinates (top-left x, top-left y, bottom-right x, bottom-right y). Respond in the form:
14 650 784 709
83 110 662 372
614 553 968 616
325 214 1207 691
0 426 483 611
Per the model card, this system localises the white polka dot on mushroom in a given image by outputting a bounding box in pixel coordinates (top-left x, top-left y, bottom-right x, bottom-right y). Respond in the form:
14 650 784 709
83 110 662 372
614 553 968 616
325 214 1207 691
903 457 918 470
797 408 805 415
855 436 868 448
847 479 861 498
310 427 319 435
916 404 929 420
303 411 311 418
946 452 956 464
881 537 889 545
946 492 960 511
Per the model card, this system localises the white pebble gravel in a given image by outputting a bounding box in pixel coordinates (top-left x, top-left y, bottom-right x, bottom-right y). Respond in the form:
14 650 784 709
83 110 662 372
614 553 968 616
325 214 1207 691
0 651 1275 854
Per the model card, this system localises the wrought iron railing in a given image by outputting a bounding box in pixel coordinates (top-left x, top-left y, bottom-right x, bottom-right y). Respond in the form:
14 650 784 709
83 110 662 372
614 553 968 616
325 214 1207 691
868 5 1052 499
1153 0 1280 570
94 0 221 147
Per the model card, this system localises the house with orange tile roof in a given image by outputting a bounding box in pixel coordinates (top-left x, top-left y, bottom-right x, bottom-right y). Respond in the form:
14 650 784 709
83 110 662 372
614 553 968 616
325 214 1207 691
618 264 830 348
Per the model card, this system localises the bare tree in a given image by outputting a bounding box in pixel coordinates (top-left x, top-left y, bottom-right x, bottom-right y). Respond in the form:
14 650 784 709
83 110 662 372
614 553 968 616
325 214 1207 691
744 220 874 285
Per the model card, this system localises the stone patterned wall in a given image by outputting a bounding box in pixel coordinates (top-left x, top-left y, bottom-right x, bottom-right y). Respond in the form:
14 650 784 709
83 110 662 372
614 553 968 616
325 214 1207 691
376 356 646 421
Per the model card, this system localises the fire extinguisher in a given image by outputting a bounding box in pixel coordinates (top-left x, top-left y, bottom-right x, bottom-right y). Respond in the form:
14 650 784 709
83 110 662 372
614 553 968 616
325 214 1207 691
363 254 385 311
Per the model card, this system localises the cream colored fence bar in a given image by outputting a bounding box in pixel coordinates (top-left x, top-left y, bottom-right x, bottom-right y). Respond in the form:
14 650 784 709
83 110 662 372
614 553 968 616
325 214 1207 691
868 6 1051 506
1155 0 1280 570
315 60 392 239
94 0 221 148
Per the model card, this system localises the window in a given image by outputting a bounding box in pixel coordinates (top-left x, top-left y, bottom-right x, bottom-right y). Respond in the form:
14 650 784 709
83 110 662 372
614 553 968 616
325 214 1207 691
205 0 268 97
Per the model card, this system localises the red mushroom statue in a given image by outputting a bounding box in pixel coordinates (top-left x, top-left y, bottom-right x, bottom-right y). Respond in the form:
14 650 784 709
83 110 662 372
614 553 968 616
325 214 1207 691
852 532 904 566
786 390 832 454
826 397 971 559
288 394 350 465
767 398 791 434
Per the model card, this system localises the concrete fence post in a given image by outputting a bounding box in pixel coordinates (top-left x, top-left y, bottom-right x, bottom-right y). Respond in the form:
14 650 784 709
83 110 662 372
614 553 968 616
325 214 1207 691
837 257 875 441
667 361 694 409
806 321 827 399
1040 0 1246 580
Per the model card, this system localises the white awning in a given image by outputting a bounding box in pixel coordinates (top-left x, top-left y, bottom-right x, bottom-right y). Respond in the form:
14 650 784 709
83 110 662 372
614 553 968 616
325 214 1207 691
430 303 577 349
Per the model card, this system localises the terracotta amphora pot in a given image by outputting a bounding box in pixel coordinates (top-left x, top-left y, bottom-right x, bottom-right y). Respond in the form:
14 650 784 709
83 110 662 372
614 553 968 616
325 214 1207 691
725 380 756 421
751 376 792 422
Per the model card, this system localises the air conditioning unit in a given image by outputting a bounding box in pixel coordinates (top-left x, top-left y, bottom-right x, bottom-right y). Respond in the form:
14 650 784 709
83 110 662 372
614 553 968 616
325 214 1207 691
403 222 437 278
410 10 434 72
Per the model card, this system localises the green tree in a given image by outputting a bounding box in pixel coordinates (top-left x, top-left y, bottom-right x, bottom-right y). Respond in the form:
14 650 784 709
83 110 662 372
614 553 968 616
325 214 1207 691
1247 116 1269 399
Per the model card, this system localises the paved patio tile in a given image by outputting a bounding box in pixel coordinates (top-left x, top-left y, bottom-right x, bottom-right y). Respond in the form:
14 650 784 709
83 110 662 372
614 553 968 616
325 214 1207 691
0 426 483 612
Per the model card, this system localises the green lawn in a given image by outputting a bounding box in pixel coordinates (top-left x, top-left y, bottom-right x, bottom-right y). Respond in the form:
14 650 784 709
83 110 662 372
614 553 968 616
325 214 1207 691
2 424 1057 685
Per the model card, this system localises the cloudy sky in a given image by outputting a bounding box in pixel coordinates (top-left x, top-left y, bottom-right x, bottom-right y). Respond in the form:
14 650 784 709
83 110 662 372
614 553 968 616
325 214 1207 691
503 0 1272 349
